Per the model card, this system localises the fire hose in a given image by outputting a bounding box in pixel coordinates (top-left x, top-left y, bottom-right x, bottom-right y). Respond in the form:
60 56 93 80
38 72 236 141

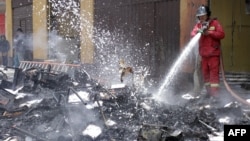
220 50 250 106
199 23 250 106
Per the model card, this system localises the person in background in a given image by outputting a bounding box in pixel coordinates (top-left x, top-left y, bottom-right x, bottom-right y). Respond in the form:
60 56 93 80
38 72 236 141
191 5 225 97
0 35 10 67
13 28 25 68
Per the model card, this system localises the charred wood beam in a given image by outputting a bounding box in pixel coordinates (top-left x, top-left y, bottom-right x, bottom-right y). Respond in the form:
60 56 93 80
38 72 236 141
93 92 115 141
68 87 88 105
67 87 109 126
0 86 17 98
12 126 50 141
61 100 77 140
142 123 170 128
0 69 8 80
141 123 176 131
97 85 117 99
62 87 115 140
198 120 217 132
52 90 69 106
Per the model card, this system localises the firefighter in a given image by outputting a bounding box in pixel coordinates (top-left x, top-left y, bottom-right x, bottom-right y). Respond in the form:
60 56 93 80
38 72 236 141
191 5 225 97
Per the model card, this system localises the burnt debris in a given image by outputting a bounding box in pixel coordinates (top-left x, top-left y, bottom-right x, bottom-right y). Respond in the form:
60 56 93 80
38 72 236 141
0 65 249 141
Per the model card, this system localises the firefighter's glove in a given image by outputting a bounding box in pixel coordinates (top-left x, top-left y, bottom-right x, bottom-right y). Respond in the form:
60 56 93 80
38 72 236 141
197 21 209 34
197 29 204 34
198 26 208 34
202 25 208 31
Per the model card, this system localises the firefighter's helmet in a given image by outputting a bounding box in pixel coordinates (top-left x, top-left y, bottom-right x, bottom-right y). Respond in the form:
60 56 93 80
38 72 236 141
196 5 211 17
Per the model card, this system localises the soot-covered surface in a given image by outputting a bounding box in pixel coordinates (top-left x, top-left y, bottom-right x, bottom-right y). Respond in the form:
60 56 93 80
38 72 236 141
0 67 249 141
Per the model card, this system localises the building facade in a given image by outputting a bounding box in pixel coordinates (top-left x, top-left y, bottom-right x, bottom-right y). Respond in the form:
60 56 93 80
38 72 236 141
4 0 250 80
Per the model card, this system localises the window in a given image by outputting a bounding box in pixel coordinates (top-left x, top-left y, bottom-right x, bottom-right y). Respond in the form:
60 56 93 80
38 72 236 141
246 0 250 14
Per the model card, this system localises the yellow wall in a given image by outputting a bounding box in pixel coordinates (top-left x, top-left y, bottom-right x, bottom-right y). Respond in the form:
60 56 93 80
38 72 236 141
5 0 12 57
80 0 94 64
32 0 96 62
211 0 250 72
180 0 250 73
33 0 48 60
32 0 95 62
6 0 250 70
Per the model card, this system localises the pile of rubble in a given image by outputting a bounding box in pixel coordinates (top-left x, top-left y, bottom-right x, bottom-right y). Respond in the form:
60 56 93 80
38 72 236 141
0 65 249 141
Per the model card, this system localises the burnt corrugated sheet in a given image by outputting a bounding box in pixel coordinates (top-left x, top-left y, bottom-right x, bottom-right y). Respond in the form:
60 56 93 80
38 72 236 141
154 0 180 77
12 3 32 34
12 0 33 8
94 0 180 80
12 0 33 61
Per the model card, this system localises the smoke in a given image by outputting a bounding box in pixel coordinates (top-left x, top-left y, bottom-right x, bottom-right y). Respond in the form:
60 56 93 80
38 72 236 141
47 0 151 85
32 28 47 50
65 90 106 139
153 33 202 105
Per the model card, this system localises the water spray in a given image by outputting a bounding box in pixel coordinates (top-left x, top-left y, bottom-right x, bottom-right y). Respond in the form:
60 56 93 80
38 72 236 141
155 31 250 106
155 33 202 100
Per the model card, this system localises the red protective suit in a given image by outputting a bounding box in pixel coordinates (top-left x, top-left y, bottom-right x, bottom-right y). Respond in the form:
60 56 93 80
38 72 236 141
191 18 225 96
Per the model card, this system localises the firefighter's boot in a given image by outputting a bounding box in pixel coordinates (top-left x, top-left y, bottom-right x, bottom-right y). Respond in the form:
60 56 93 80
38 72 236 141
210 87 219 97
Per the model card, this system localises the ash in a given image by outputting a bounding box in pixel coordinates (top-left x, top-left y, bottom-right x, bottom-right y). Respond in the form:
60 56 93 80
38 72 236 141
0 66 249 141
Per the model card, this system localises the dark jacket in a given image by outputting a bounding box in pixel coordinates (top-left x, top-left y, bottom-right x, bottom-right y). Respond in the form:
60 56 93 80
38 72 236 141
13 32 25 53
0 40 10 52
